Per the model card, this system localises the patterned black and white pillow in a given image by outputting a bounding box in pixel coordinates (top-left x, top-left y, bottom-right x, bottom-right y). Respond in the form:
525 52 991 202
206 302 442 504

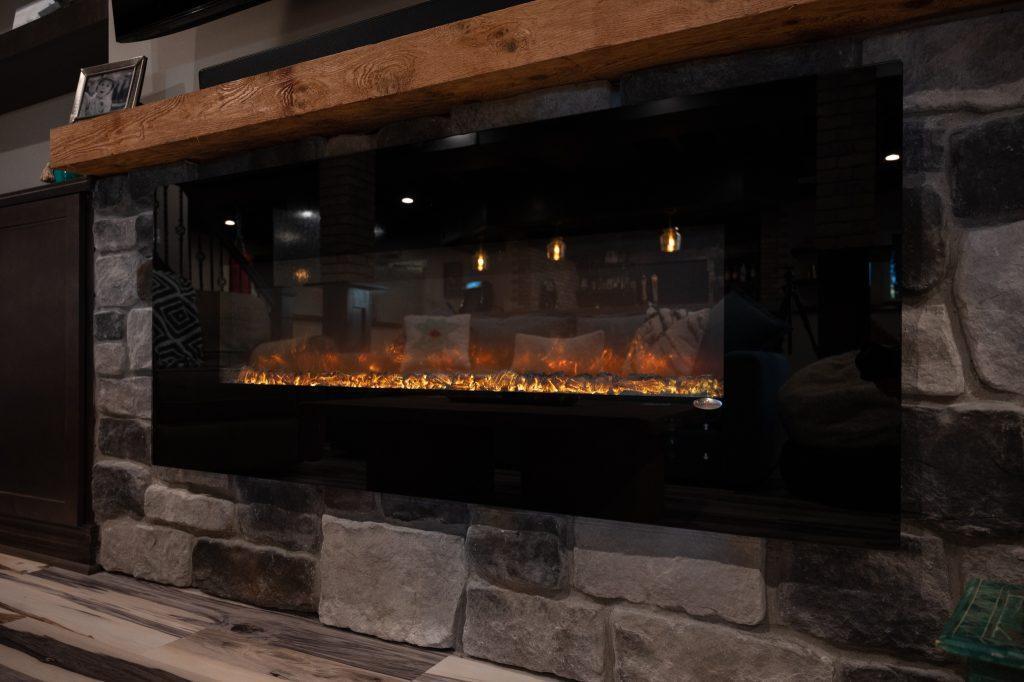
153 268 203 368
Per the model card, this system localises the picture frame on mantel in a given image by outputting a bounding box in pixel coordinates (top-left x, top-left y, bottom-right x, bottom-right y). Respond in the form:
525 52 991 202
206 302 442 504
69 56 147 123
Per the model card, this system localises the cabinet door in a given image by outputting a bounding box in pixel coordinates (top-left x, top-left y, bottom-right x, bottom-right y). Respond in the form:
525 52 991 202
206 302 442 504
0 194 85 526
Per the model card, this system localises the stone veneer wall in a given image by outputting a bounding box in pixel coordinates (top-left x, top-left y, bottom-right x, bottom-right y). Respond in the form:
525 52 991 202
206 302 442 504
90 7 1024 681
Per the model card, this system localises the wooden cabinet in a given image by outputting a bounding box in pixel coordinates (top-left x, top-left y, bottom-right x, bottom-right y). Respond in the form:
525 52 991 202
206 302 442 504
0 181 94 570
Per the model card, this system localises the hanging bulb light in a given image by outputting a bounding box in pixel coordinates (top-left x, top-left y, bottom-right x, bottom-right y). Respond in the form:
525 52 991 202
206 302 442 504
660 225 682 253
546 236 566 262
474 247 488 273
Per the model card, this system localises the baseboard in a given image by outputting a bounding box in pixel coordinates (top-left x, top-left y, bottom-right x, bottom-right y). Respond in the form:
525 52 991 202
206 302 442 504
0 514 97 573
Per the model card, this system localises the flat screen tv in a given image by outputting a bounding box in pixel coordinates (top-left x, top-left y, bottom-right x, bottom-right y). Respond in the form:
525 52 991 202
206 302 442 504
112 0 271 42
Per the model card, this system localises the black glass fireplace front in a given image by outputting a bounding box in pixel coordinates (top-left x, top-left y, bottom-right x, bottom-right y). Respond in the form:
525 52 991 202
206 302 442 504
153 65 902 545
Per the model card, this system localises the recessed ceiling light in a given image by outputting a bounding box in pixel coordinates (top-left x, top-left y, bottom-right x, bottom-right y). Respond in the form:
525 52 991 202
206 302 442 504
401 196 414 205
299 210 315 219
224 219 236 226
884 153 901 162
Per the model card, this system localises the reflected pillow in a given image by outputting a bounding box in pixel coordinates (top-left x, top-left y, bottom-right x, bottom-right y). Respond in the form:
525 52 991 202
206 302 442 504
626 306 709 376
511 330 605 375
402 314 471 373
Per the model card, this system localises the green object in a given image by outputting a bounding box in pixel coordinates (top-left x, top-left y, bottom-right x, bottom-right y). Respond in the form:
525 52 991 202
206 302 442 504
938 579 1024 681
53 169 81 184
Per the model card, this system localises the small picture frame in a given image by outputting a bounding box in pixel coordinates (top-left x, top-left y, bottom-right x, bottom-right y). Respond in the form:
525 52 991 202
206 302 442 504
70 57 147 123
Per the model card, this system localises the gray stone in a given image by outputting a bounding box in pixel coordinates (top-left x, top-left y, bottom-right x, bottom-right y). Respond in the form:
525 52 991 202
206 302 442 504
93 175 135 217
612 606 834 682
863 9 1024 96
903 119 945 173
94 341 127 377
573 518 765 626
192 538 317 612
904 403 1024 535
951 116 1024 225
955 223 1024 394
134 213 154 255
99 519 195 587
380 494 468 534
319 517 466 648
97 417 151 462
96 377 151 418
463 582 605 682
126 308 152 371
95 252 143 308
323 487 379 521
471 506 570 540
451 82 614 134
136 258 152 303
92 460 149 521
94 310 126 341
234 477 321 514
376 116 453 149
773 534 951 658
960 544 1024 585
623 37 859 104
152 466 234 499
466 524 567 595
902 184 947 293
902 305 964 398
837 658 962 681
238 504 320 553
94 217 136 253
144 483 235 536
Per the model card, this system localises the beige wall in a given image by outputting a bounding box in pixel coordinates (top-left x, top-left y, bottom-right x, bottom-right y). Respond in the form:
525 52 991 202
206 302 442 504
109 0 425 102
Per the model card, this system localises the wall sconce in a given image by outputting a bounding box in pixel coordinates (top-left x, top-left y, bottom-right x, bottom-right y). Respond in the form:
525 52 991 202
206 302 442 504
660 226 682 253
474 247 488 273
293 267 311 285
546 236 566 262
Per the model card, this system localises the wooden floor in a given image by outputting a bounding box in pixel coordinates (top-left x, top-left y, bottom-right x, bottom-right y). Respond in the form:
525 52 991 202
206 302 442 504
0 552 552 681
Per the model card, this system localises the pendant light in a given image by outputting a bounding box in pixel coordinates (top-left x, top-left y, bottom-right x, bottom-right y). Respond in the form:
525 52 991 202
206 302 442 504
660 224 682 253
546 236 566 262
474 247 488 273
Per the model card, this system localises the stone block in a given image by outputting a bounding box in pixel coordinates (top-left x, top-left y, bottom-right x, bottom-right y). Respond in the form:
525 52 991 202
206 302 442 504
96 377 151 418
234 477 321 514
99 519 194 587
451 82 614 134
573 518 765 626
93 217 136 253
323 487 379 521
903 119 945 173
134 213 154 255
951 115 1024 225
837 658 961 681
955 223 1024 394
94 310 126 341
466 524 567 595
380 494 468 535
238 504 321 553
97 417 151 462
92 460 149 521
192 538 317 612
144 483 235 536
904 403 1024 535
622 38 859 104
126 307 152 371
376 116 452 149
902 305 964 397
612 606 834 681
902 184 947 294
773 534 951 658
152 466 234 499
463 582 605 682
863 9 1024 101
319 517 466 648
136 258 152 303
960 544 1024 586
94 341 127 377
95 252 143 308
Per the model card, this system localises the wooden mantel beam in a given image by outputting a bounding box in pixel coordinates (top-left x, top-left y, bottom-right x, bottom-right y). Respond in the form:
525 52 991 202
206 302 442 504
51 0 1008 175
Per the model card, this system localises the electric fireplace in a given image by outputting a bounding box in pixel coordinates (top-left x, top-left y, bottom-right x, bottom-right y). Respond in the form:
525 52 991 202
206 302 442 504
154 65 902 544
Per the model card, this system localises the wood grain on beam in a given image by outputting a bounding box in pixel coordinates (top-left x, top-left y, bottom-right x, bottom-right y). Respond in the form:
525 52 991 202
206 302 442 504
51 0 1008 175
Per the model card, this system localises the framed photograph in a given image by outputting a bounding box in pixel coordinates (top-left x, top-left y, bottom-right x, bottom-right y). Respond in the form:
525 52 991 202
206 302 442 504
70 57 147 123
